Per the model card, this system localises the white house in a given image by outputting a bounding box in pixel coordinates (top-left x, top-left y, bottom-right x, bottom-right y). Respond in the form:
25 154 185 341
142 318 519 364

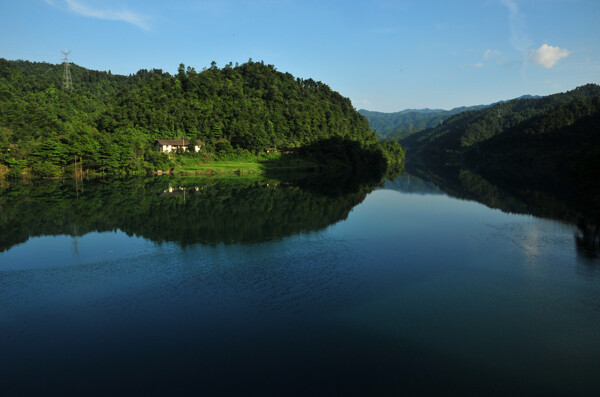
155 139 203 153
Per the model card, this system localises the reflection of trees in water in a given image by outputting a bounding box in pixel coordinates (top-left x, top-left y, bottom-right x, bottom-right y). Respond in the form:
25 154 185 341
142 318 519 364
0 176 379 252
407 163 600 262
576 219 600 261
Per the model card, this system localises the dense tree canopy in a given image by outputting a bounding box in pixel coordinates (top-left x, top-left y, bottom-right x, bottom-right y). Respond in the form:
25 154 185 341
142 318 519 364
0 58 392 177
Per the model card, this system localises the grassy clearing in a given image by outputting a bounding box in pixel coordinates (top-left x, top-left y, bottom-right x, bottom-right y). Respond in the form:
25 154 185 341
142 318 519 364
170 153 319 176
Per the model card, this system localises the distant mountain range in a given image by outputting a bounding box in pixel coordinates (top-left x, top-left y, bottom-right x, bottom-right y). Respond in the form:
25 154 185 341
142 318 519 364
359 95 540 140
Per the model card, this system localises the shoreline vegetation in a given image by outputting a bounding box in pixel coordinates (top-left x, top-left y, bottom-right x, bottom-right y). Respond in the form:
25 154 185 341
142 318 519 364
0 151 318 179
0 136 405 180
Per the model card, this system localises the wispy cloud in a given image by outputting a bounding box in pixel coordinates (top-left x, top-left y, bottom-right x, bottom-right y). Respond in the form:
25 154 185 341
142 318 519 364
460 62 485 70
482 49 520 67
44 0 150 30
498 1 569 71
500 0 531 53
528 44 570 68
483 49 502 59
500 0 534 77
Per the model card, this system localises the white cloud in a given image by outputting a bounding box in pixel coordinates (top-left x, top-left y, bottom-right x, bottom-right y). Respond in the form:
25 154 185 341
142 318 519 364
528 44 570 68
474 62 483 68
361 99 371 106
483 49 502 59
62 0 150 30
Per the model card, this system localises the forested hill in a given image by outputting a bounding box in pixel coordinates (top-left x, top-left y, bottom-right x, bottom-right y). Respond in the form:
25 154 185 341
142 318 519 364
401 84 600 206
359 105 488 140
0 58 382 176
400 84 600 159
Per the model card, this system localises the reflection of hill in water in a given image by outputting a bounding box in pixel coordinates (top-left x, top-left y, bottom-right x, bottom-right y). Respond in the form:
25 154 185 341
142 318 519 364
382 174 444 195
405 164 599 261
0 176 378 252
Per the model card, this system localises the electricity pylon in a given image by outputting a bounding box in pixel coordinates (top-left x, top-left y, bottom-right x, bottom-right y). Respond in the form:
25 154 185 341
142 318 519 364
61 50 73 89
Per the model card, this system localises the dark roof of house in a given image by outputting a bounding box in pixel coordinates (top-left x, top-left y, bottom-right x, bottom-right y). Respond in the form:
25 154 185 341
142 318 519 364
156 139 190 146
156 139 204 146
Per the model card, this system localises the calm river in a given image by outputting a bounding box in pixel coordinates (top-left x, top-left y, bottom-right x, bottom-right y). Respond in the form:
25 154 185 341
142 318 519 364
1 172 598 395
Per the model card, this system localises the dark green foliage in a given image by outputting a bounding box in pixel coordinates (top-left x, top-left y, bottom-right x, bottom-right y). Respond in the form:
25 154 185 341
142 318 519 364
0 58 131 176
1 58 400 177
467 95 600 205
380 140 405 164
380 140 406 178
296 137 386 174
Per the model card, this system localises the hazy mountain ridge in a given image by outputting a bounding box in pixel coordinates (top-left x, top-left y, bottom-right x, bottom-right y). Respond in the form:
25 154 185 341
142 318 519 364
359 97 539 141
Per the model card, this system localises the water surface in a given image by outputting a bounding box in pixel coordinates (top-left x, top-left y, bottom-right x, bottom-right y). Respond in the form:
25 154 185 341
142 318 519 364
1 175 598 395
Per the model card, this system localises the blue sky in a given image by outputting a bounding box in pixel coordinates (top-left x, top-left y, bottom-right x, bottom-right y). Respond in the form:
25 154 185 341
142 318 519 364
1 0 599 111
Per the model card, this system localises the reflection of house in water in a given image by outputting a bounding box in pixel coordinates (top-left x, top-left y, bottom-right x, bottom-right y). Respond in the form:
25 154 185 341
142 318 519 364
160 185 202 197
266 147 298 154
155 139 203 153
265 182 294 188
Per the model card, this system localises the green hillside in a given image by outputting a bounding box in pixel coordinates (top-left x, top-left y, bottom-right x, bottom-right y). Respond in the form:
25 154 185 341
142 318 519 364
400 84 600 160
1 58 401 177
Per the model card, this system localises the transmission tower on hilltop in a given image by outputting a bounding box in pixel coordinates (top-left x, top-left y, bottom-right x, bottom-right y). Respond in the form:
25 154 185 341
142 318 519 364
61 50 73 89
